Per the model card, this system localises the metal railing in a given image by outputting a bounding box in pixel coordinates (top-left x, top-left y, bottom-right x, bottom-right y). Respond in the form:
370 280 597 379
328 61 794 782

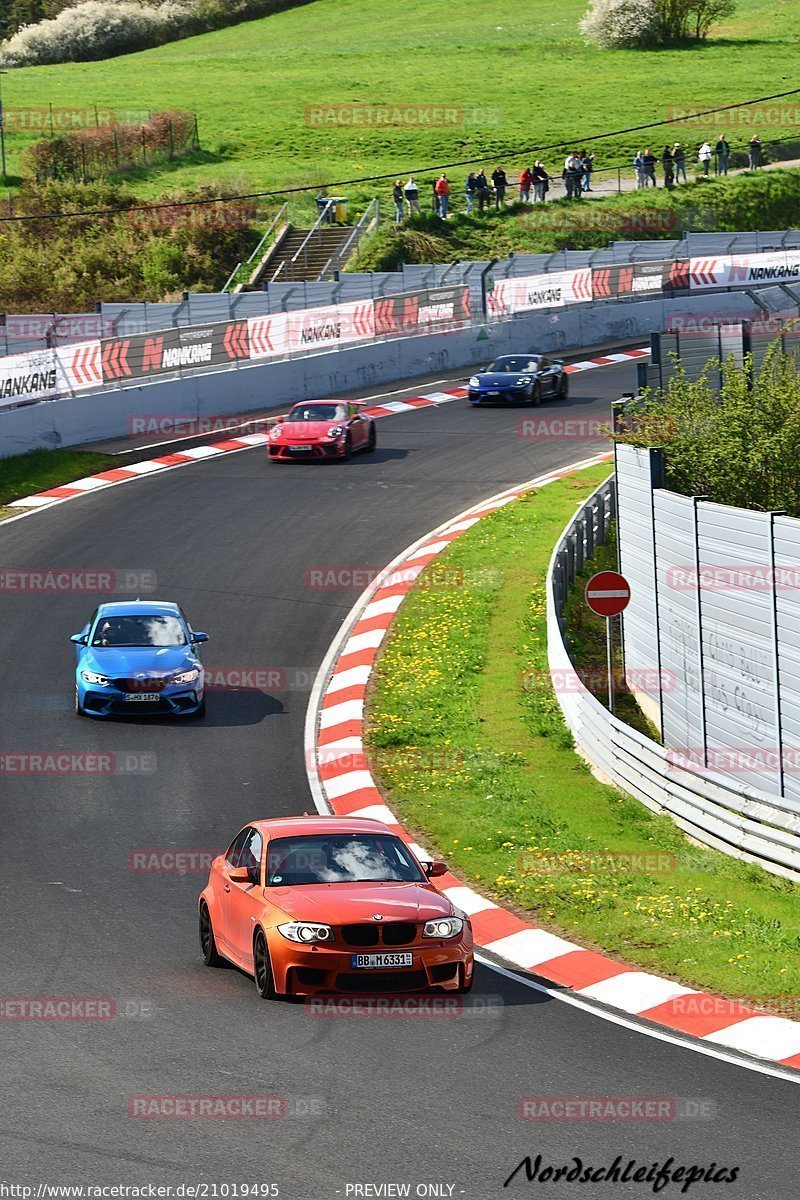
222 203 288 293
285 199 335 281
547 477 800 883
319 198 380 279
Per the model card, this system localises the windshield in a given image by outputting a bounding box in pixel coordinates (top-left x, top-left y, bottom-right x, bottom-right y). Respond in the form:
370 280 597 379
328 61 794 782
266 833 426 885
489 356 538 373
91 614 187 647
288 404 346 422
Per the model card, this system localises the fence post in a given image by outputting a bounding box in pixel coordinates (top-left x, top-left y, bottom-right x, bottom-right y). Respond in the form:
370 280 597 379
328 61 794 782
769 511 786 797
692 496 708 769
617 167 621 194
49 103 55 139
81 142 87 184
94 103 100 128
193 113 200 150
113 131 119 169
168 120 174 160
141 127 147 167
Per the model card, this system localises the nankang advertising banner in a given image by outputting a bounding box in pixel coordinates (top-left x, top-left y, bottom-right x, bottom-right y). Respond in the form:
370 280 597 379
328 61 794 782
689 249 800 291
100 321 250 381
487 268 592 316
0 340 103 409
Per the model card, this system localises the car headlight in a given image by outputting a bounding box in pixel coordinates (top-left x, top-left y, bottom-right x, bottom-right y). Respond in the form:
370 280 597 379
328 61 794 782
81 670 109 686
423 916 464 939
277 921 334 944
516 376 532 386
327 425 344 438
171 668 200 685
269 426 283 440
468 376 480 388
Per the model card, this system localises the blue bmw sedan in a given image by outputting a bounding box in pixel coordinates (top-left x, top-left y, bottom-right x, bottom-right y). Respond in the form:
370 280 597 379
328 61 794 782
71 601 208 717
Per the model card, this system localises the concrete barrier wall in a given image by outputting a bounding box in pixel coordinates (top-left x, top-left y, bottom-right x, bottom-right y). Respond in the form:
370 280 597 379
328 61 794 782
0 289 768 458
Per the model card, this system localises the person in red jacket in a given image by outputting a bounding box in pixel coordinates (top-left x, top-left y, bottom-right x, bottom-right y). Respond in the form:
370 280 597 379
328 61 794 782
518 166 533 204
435 172 451 219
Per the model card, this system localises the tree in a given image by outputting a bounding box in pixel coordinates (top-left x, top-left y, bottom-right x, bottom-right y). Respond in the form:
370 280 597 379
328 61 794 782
581 0 736 46
611 342 800 514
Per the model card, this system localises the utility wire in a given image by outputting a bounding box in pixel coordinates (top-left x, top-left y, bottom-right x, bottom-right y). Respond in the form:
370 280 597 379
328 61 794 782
1 87 799 225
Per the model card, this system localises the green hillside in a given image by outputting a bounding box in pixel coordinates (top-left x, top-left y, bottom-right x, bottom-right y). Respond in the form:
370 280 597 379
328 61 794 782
2 0 799 214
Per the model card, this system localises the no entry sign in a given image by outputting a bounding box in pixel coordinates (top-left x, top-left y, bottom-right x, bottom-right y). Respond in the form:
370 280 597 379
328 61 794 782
585 571 631 617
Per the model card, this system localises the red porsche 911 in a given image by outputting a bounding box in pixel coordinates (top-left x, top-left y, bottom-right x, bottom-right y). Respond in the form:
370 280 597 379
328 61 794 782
199 816 474 998
267 400 376 461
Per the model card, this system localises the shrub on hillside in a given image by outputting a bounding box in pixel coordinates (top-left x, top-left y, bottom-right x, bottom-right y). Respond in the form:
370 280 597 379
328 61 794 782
0 0 316 64
580 0 736 46
23 110 198 181
0 181 261 310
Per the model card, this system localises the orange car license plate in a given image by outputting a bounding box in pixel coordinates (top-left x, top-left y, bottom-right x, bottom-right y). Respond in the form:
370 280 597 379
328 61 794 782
350 953 413 969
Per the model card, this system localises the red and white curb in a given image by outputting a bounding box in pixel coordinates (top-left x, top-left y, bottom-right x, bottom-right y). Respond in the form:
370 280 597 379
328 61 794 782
7 349 648 513
304 457 800 1075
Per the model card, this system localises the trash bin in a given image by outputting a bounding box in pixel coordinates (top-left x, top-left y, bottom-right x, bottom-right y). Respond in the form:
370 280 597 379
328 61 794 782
315 196 333 223
332 197 348 221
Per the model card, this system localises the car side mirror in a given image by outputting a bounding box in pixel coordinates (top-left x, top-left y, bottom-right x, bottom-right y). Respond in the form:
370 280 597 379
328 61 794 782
424 861 448 878
191 632 209 644
70 633 87 645
227 866 252 884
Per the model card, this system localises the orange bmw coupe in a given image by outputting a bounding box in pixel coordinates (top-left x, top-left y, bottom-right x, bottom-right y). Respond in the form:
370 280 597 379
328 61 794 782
199 816 474 997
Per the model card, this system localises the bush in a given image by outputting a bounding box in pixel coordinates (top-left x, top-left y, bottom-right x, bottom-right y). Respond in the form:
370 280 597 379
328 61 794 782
579 0 661 48
0 0 317 64
580 0 736 47
0 180 262 309
23 110 198 181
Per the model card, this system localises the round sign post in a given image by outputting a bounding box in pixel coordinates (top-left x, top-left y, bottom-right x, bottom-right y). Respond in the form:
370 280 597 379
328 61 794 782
584 571 631 715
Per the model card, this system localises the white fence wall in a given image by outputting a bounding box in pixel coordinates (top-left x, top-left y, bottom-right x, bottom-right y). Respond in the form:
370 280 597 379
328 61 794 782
547 477 800 882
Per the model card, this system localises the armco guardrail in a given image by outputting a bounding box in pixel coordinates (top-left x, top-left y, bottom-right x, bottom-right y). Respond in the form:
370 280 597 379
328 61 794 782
547 477 800 883
5 229 800 409
0 283 471 412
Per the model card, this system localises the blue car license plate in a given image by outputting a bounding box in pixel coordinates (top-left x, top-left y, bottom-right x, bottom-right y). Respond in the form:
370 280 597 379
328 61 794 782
350 953 413 970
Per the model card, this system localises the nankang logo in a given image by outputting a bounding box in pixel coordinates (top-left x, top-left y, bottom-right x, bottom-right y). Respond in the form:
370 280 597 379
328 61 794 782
300 322 342 344
526 286 562 307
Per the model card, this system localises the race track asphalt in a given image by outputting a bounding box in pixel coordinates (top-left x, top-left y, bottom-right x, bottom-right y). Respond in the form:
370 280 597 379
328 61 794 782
0 361 795 1199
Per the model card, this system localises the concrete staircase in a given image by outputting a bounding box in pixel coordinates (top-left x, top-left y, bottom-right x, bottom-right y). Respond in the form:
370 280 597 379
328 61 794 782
246 223 353 286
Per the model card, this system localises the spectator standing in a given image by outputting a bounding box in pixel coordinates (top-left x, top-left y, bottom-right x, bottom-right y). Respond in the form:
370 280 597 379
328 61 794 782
475 168 490 213
532 160 549 203
518 166 533 204
403 175 420 214
435 173 450 219
634 150 645 188
392 179 404 223
430 179 438 214
465 171 478 215
673 143 686 183
563 151 582 198
580 149 595 192
698 141 713 176
642 147 657 187
714 135 730 176
661 145 674 188
491 165 508 209
749 134 762 169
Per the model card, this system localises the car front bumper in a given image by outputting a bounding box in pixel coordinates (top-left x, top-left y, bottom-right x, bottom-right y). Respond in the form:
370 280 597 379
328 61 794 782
78 681 204 716
468 386 532 405
270 934 474 996
268 441 345 460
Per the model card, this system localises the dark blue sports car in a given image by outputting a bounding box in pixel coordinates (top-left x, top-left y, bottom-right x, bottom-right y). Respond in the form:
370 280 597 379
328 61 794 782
467 354 569 405
71 600 208 717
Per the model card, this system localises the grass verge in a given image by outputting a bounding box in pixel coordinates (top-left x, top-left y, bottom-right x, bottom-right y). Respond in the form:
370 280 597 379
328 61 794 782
367 465 800 1007
0 448 118 510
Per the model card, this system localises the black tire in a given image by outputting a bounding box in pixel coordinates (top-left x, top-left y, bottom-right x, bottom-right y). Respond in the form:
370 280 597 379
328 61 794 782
253 929 278 999
531 383 542 406
558 374 569 400
365 424 376 454
199 902 224 967
340 434 352 462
